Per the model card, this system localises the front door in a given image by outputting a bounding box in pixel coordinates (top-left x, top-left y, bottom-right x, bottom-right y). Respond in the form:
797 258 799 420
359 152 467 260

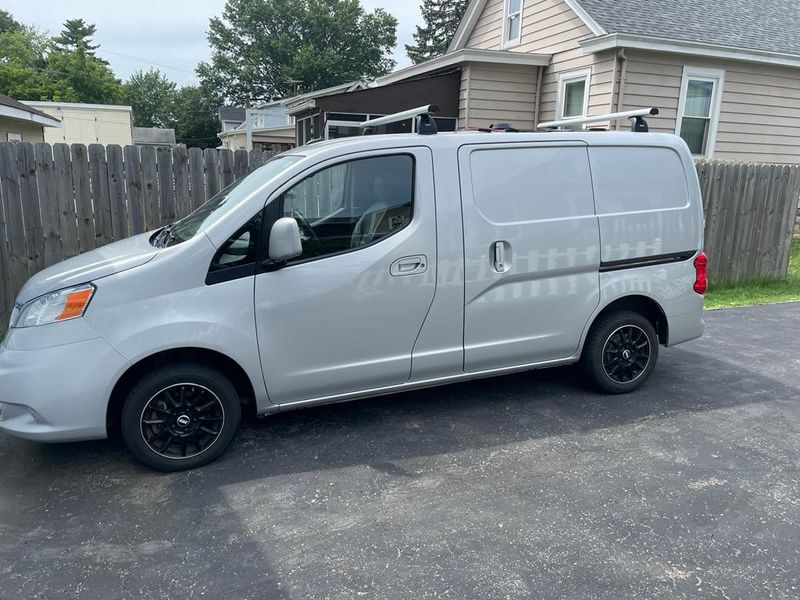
459 142 601 372
255 149 437 404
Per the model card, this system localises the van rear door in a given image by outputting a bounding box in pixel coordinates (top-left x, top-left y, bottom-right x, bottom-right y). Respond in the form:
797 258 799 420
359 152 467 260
458 142 601 372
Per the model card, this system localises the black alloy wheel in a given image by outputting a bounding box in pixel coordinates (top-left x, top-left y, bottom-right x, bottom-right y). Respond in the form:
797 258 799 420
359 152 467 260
581 310 659 394
121 364 241 471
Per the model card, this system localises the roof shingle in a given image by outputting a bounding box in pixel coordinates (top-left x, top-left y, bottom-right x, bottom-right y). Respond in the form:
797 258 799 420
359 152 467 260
576 0 800 56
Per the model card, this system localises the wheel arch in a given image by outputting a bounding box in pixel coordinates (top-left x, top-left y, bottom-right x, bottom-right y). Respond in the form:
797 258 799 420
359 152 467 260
106 347 257 437
584 295 669 352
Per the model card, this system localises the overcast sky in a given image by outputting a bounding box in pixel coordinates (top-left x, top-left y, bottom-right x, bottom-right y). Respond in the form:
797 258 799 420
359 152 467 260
2 0 423 86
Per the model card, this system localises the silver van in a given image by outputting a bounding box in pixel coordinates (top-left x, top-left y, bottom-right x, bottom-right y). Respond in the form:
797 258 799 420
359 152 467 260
0 109 706 470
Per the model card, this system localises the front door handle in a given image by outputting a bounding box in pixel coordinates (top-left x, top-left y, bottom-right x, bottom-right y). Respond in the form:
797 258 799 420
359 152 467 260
390 255 428 277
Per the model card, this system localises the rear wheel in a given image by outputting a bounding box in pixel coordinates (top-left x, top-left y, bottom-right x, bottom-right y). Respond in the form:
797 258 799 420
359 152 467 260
581 311 659 394
121 364 241 471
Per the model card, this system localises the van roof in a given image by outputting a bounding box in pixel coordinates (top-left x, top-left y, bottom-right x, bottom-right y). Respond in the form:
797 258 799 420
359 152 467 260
288 130 689 158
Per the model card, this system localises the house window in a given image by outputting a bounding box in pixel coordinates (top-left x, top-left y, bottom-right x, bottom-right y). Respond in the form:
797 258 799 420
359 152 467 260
7 132 22 142
676 67 724 156
556 69 591 123
502 0 524 47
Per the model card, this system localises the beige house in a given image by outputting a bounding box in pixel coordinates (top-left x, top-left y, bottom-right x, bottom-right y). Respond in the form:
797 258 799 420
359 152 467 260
373 0 800 163
0 93 61 142
22 101 134 146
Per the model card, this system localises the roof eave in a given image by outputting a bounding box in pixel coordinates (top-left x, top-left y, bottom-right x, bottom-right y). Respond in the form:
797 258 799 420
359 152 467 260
0 105 61 128
375 48 551 87
581 33 800 69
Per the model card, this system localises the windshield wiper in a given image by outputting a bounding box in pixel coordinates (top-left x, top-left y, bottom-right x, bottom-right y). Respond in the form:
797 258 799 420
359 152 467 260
155 222 179 248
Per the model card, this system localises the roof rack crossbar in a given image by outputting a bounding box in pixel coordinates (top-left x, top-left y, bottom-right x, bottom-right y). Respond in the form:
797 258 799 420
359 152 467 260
360 104 440 136
536 107 659 132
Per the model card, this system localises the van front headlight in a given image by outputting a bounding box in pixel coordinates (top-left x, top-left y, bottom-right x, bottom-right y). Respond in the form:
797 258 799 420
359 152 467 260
13 283 96 328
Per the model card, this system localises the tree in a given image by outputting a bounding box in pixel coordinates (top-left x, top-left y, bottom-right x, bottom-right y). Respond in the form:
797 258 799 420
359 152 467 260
45 49 123 104
0 10 22 34
406 0 470 64
0 13 77 101
45 18 123 104
53 18 100 54
124 69 178 128
197 0 397 104
174 85 221 149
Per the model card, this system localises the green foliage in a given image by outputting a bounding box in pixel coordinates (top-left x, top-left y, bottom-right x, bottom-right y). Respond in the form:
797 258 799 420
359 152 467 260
124 69 178 128
0 10 21 34
53 18 100 54
174 85 221 149
0 13 122 104
406 0 470 64
705 241 800 310
0 18 77 101
197 0 398 104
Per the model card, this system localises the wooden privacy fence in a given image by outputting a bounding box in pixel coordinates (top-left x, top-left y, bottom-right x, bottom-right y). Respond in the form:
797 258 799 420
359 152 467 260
0 144 799 324
696 160 800 284
0 142 273 325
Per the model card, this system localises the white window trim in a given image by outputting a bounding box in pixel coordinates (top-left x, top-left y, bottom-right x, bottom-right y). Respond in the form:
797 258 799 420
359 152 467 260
675 66 725 158
555 68 591 123
501 0 524 49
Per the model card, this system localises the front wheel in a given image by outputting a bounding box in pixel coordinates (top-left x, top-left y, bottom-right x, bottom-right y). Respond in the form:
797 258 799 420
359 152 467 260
581 311 659 394
121 364 241 471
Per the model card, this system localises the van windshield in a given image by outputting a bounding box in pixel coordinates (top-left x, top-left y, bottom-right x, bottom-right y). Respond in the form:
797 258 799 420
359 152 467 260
155 155 302 247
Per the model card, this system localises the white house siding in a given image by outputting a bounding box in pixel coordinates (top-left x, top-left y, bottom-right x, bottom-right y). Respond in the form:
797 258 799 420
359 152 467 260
620 50 800 164
459 62 538 129
0 119 45 143
465 0 617 124
24 103 134 146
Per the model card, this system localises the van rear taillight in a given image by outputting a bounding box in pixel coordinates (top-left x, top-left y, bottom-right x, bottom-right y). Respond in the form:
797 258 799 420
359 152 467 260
693 252 708 294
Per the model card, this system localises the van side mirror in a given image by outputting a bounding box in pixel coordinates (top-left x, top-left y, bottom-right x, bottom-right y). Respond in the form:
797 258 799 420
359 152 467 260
268 217 303 263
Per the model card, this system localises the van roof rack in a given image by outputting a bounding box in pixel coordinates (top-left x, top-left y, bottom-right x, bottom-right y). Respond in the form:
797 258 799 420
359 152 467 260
360 104 440 136
537 107 659 132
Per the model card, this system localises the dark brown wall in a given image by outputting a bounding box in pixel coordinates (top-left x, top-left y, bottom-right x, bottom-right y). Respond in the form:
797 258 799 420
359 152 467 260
316 71 461 117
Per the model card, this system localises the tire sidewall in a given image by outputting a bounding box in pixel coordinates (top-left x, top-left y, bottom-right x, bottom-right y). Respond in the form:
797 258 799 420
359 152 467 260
121 364 241 471
584 311 659 394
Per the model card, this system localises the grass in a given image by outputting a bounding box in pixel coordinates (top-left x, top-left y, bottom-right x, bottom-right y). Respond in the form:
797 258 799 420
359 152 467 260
705 240 800 310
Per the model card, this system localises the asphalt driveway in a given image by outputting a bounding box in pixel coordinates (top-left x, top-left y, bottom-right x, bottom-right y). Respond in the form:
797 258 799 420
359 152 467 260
2 302 800 599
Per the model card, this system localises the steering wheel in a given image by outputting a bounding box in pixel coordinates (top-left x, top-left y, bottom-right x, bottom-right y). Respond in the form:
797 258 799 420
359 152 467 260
290 209 318 241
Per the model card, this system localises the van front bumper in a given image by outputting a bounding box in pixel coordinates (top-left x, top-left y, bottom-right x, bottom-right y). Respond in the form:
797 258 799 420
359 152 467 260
0 333 127 442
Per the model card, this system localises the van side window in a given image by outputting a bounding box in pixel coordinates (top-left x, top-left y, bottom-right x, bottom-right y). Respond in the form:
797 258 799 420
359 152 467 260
280 154 414 262
206 212 263 284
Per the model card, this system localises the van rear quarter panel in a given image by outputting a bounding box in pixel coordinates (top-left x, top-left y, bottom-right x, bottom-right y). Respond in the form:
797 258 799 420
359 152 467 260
588 140 704 347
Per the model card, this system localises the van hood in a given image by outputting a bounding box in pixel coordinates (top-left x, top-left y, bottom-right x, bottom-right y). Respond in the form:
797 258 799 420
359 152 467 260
15 232 159 305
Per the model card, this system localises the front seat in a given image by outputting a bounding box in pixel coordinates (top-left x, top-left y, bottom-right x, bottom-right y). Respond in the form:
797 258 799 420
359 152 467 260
350 176 412 248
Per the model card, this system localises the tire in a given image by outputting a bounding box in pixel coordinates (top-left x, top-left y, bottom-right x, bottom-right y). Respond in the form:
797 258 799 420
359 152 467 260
121 363 241 471
581 310 659 394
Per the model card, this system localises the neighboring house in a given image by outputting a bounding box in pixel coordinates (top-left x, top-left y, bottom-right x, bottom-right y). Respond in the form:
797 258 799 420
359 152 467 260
133 127 177 147
285 75 461 144
219 106 246 135
446 0 800 162
0 93 60 142
218 101 295 152
22 101 134 146
299 0 800 163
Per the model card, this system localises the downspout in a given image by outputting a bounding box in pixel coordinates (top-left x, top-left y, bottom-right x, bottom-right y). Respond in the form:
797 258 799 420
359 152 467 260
533 65 544 129
614 48 628 130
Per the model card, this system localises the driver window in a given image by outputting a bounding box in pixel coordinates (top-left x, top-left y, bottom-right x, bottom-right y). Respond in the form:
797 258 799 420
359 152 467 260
281 154 414 261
